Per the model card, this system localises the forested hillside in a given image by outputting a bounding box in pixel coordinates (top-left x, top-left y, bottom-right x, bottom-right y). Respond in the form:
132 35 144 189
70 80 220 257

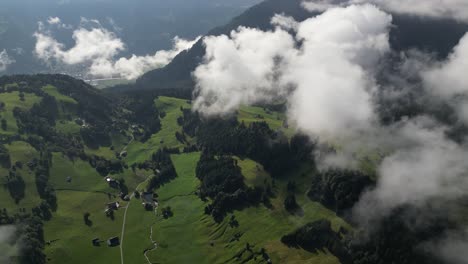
133 0 468 91
1 73 459 264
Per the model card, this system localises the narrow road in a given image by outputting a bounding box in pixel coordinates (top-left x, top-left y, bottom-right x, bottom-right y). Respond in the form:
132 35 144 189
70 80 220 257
119 174 154 264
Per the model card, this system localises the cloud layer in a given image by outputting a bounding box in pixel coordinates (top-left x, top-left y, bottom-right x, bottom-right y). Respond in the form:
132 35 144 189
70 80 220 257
303 0 468 23
194 4 391 140
33 19 199 80
193 4 468 262
0 50 15 72
423 33 468 123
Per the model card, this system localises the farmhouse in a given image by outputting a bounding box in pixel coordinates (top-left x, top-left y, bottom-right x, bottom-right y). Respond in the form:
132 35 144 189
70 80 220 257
141 191 158 209
106 202 120 211
107 237 120 247
92 238 100 246
105 176 119 188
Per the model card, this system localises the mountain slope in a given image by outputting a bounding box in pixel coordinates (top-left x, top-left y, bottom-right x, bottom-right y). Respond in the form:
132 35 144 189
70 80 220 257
133 0 468 91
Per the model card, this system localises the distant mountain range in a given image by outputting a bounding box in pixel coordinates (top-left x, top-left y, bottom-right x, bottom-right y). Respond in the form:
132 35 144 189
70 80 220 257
133 0 468 91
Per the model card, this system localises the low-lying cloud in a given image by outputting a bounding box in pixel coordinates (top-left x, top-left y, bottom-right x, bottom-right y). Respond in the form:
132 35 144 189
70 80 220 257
0 50 15 72
192 4 468 262
303 0 468 23
194 4 391 140
423 33 468 124
0 225 18 263
33 18 199 80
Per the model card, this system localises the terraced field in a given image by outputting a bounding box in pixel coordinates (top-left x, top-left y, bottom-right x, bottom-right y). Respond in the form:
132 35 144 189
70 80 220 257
147 153 347 264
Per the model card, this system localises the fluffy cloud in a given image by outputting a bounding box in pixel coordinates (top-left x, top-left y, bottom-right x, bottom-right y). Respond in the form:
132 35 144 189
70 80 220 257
33 18 199 80
423 33 468 123
354 117 468 223
194 4 391 140
89 36 200 80
34 27 125 65
0 49 15 72
192 3 468 262
47 17 61 25
46 16 73 29
193 27 296 115
303 0 468 22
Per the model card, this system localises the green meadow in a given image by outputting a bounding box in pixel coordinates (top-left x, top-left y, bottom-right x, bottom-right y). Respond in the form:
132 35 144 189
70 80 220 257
126 96 192 164
0 91 42 135
148 152 347 264
0 141 42 210
44 190 124 264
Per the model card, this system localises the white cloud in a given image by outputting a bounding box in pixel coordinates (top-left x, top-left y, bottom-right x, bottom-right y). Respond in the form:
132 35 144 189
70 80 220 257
47 17 61 25
90 36 200 80
271 14 299 30
193 27 296 115
355 117 468 224
302 0 345 12
46 16 73 29
33 18 199 80
192 3 468 262
193 4 391 140
0 49 15 72
423 33 468 124
303 0 468 22
34 27 125 65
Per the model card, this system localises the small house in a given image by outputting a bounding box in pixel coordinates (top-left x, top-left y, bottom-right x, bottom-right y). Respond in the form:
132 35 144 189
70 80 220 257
92 238 100 246
107 237 120 247
105 177 119 188
107 202 120 211
141 192 153 203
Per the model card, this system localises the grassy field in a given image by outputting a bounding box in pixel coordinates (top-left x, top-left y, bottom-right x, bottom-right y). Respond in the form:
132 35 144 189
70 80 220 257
0 91 352 263
91 79 135 89
0 141 42 211
147 153 347 263
238 106 285 130
0 91 42 135
44 190 125 264
42 85 78 105
49 153 111 192
126 96 192 164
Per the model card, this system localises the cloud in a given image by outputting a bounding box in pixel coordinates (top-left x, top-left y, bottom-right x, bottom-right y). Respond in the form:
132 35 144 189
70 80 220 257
302 0 346 12
47 17 61 25
0 50 15 72
194 4 392 141
271 14 299 30
303 0 468 22
33 18 199 80
90 36 200 80
0 225 18 263
191 3 468 263
46 16 73 29
354 117 468 223
425 230 468 264
34 27 125 65
423 33 468 123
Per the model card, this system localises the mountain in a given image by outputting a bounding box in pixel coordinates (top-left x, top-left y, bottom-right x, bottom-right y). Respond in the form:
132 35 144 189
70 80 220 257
133 0 468 91
0 0 262 76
